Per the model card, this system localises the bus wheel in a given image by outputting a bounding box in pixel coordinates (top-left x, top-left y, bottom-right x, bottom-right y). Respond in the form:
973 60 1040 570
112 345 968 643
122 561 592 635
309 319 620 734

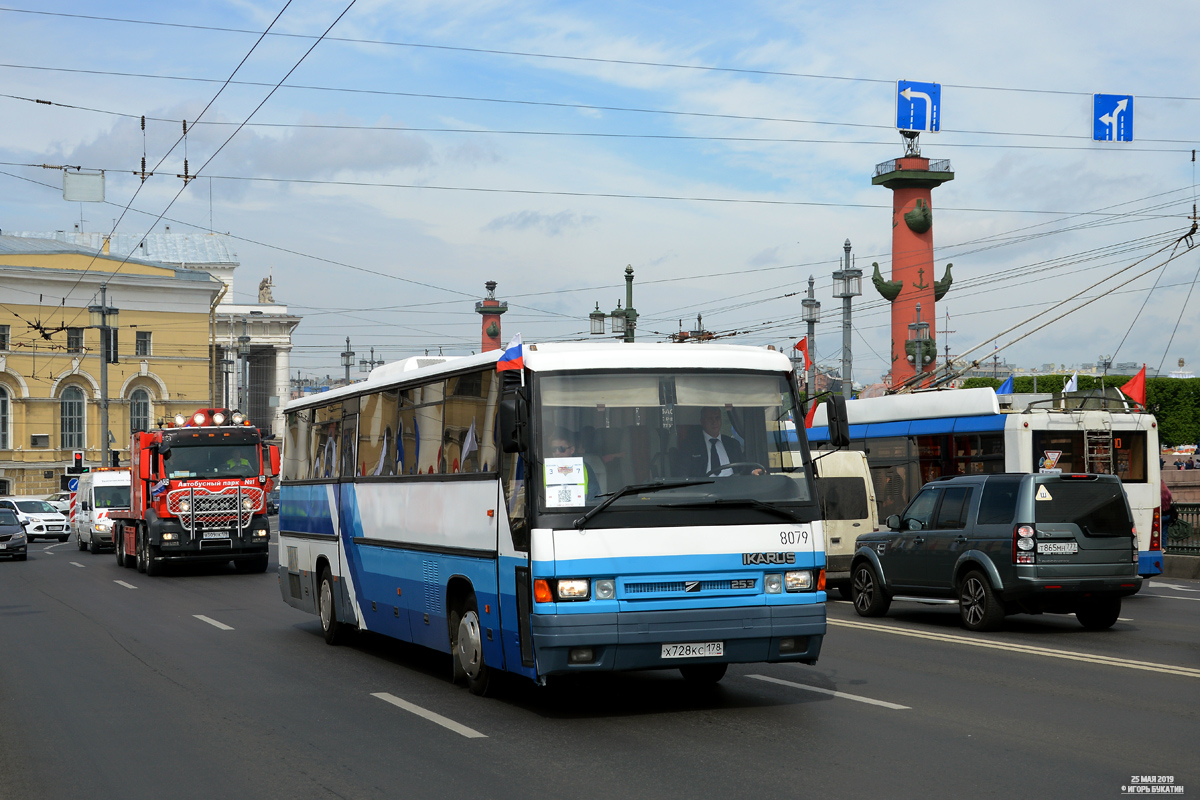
455 595 492 696
318 568 346 645
680 664 728 684
852 562 890 617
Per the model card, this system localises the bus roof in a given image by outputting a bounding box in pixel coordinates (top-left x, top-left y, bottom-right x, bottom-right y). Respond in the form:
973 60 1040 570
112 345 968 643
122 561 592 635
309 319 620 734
810 387 1000 428
286 342 793 413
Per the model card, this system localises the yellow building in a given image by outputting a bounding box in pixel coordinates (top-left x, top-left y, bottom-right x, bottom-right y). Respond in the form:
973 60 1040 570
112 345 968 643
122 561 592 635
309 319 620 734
0 234 224 496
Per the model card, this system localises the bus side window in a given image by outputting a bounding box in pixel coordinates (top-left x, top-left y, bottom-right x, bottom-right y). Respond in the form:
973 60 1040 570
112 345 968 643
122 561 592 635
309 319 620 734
502 450 528 550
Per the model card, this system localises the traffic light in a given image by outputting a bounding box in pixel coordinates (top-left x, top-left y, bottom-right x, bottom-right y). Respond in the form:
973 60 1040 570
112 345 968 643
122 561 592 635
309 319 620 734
66 451 88 475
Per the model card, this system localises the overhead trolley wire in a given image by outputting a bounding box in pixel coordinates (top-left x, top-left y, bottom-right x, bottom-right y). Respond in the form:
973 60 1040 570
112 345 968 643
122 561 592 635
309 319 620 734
3 5 1200 101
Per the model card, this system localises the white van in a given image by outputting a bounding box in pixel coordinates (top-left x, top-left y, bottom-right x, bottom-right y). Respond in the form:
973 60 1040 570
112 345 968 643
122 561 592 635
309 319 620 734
813 450 878 599
73 469 132 554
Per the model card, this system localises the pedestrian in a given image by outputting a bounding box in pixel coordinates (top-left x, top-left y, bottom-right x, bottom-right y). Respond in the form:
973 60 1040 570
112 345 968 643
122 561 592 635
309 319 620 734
1162 483 1174 529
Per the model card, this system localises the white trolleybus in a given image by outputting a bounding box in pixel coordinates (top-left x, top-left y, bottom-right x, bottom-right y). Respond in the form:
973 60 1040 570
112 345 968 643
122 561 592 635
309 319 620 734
278 342 831 693
806 387 1164 578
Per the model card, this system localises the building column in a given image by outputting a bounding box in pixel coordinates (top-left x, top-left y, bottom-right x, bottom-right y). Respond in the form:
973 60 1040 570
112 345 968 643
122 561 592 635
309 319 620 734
273 345 291 438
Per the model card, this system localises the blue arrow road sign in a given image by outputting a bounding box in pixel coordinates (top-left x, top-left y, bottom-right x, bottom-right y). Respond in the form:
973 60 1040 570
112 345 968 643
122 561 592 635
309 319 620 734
68 478 79 492
1093 94 1133 141
896 81 941 132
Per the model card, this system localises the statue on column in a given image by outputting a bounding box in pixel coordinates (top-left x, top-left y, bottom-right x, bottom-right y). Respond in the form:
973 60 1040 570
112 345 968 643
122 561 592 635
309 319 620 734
258 276 275 304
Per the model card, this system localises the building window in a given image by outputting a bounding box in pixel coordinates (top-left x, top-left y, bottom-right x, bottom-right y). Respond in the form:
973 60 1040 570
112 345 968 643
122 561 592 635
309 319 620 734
60 386 85 449
67 328 84 354
130 388 151 433
135 331 152 357
0 386 8 449
0 324 9 351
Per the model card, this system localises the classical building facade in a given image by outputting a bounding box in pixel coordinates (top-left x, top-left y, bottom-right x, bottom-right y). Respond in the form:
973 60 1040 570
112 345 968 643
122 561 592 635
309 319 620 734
17 230 300 441
0 234 224 495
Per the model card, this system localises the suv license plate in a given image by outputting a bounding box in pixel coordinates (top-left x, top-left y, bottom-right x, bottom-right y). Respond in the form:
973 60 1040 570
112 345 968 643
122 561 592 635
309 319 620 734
661 642 723 659
1037 541 1078 555
203 531 231 539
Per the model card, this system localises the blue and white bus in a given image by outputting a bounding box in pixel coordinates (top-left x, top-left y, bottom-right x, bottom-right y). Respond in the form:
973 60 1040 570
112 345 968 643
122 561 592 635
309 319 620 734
278 343 828 693
806 388 1164 577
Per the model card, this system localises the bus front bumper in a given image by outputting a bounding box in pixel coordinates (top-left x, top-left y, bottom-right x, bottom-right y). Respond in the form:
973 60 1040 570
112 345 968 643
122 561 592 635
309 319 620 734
531 604 825 675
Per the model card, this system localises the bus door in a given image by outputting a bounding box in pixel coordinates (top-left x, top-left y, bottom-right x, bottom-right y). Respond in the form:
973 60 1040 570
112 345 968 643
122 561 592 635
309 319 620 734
498 451 537 677
336 411 360 627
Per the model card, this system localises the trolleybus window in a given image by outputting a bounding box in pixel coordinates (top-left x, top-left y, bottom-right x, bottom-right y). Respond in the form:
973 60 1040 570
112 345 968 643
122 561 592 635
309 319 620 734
1032 430 1147 482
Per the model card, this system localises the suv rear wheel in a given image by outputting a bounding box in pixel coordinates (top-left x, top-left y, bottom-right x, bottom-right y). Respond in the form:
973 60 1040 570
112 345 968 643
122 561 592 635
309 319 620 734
851 561 891 617
1076 597 1121 630
959 570 1004 632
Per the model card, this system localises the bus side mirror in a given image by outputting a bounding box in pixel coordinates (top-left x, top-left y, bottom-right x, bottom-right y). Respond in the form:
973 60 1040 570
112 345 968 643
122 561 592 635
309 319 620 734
826 395 850 448
498 391 528 454
269 445 281 477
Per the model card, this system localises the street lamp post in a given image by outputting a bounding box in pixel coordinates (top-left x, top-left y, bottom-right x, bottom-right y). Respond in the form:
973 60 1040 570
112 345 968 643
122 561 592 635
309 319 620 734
590 266 638 342
359 347 383 374
801 275 821 399
340 337 355 384
831 239 861 399
87 284 119 467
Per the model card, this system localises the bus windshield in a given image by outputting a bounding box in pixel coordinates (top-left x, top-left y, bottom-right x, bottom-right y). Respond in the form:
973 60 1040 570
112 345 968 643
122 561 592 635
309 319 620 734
165 443 260 479
94 486 130 509
536 371 811 513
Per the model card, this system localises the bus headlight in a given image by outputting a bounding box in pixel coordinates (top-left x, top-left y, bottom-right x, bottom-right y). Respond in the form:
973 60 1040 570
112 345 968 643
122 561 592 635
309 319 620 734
765 574 783 594
594 579 615 600
556 579 590 600
785 570 813 591
178 499 191 513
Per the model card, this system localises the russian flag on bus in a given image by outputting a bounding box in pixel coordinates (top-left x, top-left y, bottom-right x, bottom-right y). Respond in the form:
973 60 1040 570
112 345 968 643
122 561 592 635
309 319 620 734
497 333 524 372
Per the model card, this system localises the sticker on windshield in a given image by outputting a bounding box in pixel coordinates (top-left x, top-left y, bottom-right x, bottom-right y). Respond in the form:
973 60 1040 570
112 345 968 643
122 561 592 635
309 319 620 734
1035 485 1053 501
544 457 587 508
1039 450 1063 473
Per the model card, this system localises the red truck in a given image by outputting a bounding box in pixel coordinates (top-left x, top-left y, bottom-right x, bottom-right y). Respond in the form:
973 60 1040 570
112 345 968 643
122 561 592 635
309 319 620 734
111 408 280 576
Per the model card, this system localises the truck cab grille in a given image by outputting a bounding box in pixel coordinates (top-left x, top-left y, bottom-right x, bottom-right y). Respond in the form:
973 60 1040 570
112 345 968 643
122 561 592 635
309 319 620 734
166 486 263 532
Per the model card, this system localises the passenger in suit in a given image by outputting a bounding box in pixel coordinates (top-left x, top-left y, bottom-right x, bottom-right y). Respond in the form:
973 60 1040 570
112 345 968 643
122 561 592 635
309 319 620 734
681 407 752 477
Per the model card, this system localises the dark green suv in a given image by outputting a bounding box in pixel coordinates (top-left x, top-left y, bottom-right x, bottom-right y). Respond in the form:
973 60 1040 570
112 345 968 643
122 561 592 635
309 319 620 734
850 473 1142 631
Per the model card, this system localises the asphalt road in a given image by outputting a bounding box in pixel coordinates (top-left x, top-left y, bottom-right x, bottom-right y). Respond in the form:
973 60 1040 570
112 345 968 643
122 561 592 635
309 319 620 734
2 537 1197 800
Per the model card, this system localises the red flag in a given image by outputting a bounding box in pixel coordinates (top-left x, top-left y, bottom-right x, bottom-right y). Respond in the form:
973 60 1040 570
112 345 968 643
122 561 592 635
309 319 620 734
1120 365 1147 407
804 399 819 428
794 337 812 371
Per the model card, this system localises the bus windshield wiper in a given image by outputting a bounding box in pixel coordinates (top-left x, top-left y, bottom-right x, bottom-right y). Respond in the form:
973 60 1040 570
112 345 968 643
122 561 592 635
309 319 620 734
574 480 713 530
662 497 803 523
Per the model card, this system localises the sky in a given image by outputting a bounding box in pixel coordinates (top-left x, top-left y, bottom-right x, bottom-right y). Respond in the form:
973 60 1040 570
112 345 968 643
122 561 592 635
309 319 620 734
0 0 1198 382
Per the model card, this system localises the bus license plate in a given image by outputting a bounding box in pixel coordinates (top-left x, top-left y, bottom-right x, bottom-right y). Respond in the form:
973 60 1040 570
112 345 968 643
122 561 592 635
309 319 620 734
1037 542 1078 555
661 642 723 659
203 531 231 539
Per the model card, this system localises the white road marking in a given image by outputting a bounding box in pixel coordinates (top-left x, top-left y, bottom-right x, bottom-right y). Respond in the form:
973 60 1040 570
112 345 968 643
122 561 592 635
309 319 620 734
113 580 137 589
371 692 487 739
747 674 910 710
829 618 1200 679
1144 593 1200 603
193 615 234 631
69 562 85 568
1148 581 1200 592
1118 618 1133 622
